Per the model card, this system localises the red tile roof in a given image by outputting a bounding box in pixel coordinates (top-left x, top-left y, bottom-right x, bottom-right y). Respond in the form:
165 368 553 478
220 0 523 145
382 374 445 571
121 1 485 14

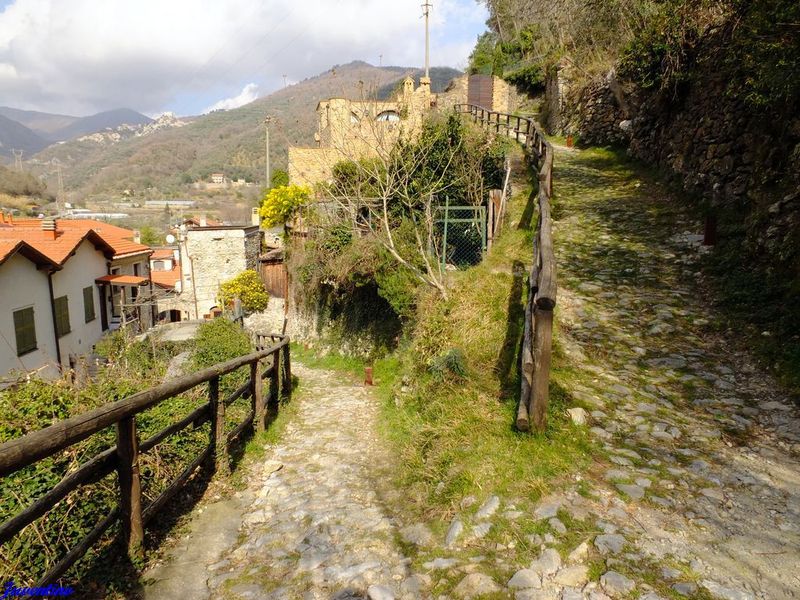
0 218 152 267
151 265 181 290
95 274 149 286
183 216 223 227
0 240 59 268
151 247 177 260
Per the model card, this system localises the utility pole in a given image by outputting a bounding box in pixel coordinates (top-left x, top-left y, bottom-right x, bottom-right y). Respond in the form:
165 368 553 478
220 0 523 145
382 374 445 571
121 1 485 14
282 74 287 88
54 159 65 216
379 54 383 67
12 149 23 172
263 116 273 188
422 1 432 78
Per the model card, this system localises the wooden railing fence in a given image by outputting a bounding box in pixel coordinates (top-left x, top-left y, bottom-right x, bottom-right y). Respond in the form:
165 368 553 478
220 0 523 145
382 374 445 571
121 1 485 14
0 334 291 586
456 104 557 433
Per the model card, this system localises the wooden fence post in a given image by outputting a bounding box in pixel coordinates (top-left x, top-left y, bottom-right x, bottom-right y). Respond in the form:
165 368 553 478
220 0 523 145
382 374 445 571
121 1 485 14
208 376 228 474
281 344 292 399
530 308 553 432
269 351 280 406
116 416 144 560
251 360 264 432
516 293 534 432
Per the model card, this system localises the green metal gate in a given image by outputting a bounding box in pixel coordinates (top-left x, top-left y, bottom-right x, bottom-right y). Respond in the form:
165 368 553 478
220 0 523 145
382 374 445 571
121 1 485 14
436 197 487 270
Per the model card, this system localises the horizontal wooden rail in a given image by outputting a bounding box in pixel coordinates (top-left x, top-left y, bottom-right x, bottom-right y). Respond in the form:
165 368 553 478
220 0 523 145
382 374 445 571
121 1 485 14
0 332 292 586
455 104 558 433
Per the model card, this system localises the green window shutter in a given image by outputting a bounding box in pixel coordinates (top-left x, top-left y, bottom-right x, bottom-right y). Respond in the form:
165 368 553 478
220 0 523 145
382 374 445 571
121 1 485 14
54 296 71 338
83 286 96 323
13 307 37 356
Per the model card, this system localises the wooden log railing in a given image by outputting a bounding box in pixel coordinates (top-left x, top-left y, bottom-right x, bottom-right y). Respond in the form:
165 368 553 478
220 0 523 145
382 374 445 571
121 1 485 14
455 104 557 433
0 334 291 586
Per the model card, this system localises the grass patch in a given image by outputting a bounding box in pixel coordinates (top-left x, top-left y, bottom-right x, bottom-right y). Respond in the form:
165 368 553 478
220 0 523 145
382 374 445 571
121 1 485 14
377 146 597 521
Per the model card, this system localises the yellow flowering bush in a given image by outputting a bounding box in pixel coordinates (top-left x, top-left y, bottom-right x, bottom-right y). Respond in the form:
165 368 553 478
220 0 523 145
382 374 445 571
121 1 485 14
258 184 311 228
219 270 270 312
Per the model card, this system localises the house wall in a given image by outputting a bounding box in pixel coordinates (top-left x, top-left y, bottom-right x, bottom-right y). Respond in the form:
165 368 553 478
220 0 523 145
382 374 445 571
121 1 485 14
51 240 106 369
110 252 153 329
0 254 59 380
288 147 339 187
180 228 259 318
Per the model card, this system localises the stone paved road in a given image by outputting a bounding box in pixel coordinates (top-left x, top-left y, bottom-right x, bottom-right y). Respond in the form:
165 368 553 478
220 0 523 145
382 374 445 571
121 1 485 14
145 363 418 600
544 144 800 599
145 143 800 600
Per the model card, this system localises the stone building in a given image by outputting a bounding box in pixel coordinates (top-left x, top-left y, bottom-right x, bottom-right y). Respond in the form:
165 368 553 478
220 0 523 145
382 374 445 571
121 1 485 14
175 223 260 320
288 73 520 188
288 75 436 187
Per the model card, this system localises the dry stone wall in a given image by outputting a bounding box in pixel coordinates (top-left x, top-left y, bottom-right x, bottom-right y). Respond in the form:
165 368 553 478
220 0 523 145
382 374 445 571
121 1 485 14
543 55 800 278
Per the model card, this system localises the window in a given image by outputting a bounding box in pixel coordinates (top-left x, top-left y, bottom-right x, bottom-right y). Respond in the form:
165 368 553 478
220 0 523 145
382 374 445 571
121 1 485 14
54 296 70 338
13 307 37 356
376 110 400 122
133 263 140 276
83 286 96 323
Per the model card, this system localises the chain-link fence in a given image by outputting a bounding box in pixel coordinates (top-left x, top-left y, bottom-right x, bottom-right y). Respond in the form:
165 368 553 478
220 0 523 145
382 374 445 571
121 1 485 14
435 201 487 270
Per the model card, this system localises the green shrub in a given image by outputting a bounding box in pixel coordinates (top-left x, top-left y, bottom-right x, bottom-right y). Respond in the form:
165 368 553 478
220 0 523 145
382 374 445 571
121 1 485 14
0 331 208 588
428 348 467 381
191 318 253 371
218 270 270 312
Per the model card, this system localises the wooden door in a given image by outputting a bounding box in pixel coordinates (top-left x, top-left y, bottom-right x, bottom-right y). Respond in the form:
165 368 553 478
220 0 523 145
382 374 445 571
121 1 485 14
468 75 494 109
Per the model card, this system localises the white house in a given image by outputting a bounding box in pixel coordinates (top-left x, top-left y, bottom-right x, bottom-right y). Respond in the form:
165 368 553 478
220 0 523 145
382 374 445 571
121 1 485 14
0 216 153 381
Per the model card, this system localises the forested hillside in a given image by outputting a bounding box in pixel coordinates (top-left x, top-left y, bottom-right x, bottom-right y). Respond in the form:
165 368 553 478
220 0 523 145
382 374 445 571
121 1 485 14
29 62 459 198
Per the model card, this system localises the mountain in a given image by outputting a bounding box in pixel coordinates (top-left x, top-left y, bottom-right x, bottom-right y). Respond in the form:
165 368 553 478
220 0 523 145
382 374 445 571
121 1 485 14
52 108 153 141
29 62 462 197
0 106 154 146
0 114 49 158
0 107 77 140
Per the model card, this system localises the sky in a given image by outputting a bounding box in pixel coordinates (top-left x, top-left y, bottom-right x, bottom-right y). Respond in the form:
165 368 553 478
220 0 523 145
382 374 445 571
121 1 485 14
0 0 488 117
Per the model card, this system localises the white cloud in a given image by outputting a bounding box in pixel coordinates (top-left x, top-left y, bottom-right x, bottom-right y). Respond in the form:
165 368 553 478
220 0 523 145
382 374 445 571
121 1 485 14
204 83 260 113
0 0 488 115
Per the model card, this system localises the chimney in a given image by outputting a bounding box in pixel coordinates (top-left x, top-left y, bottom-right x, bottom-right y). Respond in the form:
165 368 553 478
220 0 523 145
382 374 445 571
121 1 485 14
251 207 260 227
199 215 207 227
133 230 141 244
0 213 5 225
41 218 57 240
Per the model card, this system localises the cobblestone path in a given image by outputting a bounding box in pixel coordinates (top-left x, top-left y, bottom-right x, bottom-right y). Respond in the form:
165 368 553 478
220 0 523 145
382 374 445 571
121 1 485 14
517 144 800 599
146 144 800 600
145 364 418 600
381 145 800 600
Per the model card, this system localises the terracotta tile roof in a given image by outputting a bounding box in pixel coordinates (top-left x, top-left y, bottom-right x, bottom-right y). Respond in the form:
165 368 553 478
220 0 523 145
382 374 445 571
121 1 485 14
151 265 181 290
95 274 149 286
183 216 223 227
0 240 59 268
151 247 177 260
0 218 152 266
0 240 22 265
